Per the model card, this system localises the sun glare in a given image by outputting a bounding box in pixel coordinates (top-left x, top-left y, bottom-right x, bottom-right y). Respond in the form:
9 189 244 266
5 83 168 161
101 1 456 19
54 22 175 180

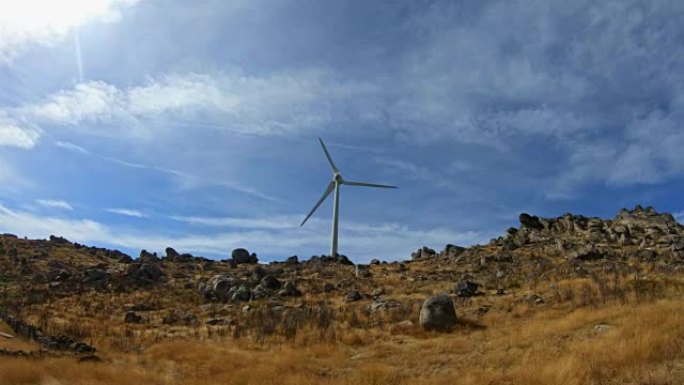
0 0 124 34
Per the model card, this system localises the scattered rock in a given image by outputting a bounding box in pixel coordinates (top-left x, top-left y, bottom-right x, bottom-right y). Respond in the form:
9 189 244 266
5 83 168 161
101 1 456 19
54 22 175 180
260 275 281 290
231 285 252 302
345 290 362 302
411 246 437 260
127 263 165 286
278 280 302 297
594 324 612 333
231 248 258 264
454 280 479 297
124 312 143 324
419 294 457 332
442 244 466 258
251 266 266 281
519 213 544 230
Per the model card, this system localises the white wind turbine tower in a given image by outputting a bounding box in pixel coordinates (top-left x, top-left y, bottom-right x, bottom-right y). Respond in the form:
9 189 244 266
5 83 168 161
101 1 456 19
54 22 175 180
300 138 397 258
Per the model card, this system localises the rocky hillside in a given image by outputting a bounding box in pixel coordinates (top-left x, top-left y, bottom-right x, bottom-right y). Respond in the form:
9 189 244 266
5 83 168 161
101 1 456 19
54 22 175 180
0 205 683 360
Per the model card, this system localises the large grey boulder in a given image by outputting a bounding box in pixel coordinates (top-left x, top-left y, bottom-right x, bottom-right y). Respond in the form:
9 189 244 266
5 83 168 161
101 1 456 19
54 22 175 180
205 275 241 301
127 263 165 286
411 246 436 260
231 285 252 302
231 248 258 264
419 294 457 332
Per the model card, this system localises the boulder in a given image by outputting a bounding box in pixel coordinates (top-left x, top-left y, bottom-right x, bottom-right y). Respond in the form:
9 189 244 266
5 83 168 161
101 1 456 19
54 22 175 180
165 247 180 261
411 246 437 260
442 244 466 258
124 312 143 324
138 249 159 263
260 275 281 290
454 280 479 297
231 285 252 302
82 268 107 284
127 263 165 286
569 247 609 261
345 290 362 302
519 213 544 230
251 266 266 281
205 275 241 301
251 284 271 300
278 280 302 297
232 248 258 264
419 294 457 332
47 269 71 282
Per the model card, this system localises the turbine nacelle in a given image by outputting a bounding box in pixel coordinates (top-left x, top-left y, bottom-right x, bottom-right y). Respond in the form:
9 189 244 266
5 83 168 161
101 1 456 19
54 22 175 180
300 138 397 258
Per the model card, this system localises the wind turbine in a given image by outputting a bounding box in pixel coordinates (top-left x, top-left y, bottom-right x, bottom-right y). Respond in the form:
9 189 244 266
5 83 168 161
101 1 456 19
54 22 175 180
300 138 397 258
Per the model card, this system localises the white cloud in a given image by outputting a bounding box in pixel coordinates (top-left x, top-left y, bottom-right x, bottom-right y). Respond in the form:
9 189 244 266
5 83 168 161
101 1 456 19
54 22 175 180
6 69 377 139
0 204 107 240
35 199 73 210
0 204 490 262
106 208 147 218
0 121 41 149
0 0 141 63
25 81 122 124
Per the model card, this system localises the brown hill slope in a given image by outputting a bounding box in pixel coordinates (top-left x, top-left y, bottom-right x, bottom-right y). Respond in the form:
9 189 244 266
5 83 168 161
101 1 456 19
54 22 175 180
1 205 684 385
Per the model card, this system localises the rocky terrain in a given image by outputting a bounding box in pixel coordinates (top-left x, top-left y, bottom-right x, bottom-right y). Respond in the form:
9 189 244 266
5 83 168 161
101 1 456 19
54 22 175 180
1 205 684 385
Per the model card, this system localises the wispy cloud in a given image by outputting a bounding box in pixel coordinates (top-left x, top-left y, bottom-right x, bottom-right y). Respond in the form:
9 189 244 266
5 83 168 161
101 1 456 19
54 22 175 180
171 215 301 230
376 158 458 190
54 141 90 154
106 208 147 218
36 199 73 211
7 69 378 139
53 142 283 202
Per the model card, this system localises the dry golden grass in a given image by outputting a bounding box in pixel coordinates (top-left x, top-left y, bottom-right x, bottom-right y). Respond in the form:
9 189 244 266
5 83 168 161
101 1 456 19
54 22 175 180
4 244 684 385
4 292 684 385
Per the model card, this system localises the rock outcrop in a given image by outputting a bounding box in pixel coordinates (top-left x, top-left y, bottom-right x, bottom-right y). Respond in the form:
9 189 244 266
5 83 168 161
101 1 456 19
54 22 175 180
489 206 684 260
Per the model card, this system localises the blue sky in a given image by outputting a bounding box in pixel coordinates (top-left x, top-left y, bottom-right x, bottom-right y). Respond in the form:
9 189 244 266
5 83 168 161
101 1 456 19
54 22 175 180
1 0 683 262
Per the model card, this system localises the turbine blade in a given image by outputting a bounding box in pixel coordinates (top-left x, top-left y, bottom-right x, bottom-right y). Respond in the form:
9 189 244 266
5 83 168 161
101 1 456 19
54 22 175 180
343 180 398 189
319 138 339 173
300 181 335 227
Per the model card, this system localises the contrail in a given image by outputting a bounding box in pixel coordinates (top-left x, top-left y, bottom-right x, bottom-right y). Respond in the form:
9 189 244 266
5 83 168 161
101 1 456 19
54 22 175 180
74 31 84 83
